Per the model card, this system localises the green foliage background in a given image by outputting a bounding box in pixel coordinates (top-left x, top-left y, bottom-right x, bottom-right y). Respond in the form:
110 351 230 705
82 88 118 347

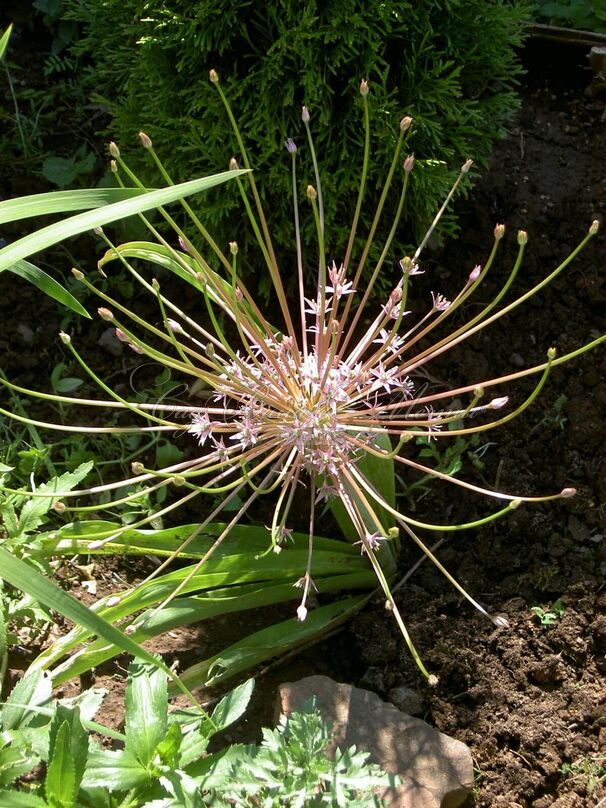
68 0 530 287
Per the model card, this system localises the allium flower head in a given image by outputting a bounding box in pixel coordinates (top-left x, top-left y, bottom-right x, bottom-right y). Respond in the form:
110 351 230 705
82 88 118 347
3 76 602 684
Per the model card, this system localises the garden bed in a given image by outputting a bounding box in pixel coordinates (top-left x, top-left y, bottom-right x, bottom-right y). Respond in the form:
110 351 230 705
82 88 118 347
1 37 605 807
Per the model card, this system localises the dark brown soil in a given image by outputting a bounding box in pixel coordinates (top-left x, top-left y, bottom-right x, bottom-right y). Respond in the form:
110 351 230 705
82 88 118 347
348 40 606 808
1 38 605 808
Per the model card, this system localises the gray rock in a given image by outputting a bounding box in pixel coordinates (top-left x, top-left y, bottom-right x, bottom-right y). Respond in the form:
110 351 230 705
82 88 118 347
278 675 473 808
388 685 424 716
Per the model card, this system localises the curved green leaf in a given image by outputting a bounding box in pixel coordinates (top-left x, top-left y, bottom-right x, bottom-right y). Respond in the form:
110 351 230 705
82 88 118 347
172 595 369 691
0 24 13 61
0 170 249 273
41 520 360 557
0 187 153 225
6 260 90 318
0 547 181 685
40 572 375 683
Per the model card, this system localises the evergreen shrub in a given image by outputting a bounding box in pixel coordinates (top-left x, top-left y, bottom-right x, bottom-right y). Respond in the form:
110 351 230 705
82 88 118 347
67 0 530 289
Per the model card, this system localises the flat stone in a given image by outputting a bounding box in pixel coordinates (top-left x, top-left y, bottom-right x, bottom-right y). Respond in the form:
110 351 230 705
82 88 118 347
388 685 424 716
278 675 473 808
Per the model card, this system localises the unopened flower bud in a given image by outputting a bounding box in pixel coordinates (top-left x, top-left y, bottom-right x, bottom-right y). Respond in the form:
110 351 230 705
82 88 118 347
494 223 505 240
296 604 308 621
273 544 282 554
172 475 186 487
490 396 508 409
404 154 415 173
93 226 103 236
59 332 71 345
106 595 121 607
131 461 145 475
166 318 183 333
360 78 369 96
178 235 189 252
124 624 137 635
114 328 129 343
400 116 412 132
517 229 528 245
510 498 522 510
108 142 120 159
110 160 118 174
384 599 393 611
399 256 412 273
560 487 576 498
469 264 481 282
306 184 317 200
235 287 243 302
209 68 219 84
547 346 557 360
205 342 215 358
461 158 473 173
71 268 84 281
138 131 152 149
589 219 599 235
98 307 113 321
52 500 65 513
473 386 484 399
428 674 439 687
284 137 297 154
493 615 510 628
229 241 238 255
301 105 310 123
229 157 238 171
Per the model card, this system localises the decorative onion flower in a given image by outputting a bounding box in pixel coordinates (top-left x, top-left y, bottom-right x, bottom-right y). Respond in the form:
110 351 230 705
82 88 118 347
1 75 602 683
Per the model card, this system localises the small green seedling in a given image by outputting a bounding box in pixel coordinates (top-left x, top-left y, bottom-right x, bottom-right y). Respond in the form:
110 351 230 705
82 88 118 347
531 598 565 626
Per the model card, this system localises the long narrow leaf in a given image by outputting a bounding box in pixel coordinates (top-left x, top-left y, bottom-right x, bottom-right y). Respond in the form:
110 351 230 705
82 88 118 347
0 24 13 61
40 572 375 683
42 520 360 558
0 170 249 273
6 260 90 318
0 187 152 225
0 547 179 682
172 595 369 691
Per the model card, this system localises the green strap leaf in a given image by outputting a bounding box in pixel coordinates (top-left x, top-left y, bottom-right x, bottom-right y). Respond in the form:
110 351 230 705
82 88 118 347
41 573 375 685
0 547 183 686
0 187 151 225
5 261 90 318
173 595 369 691
43 520 359 558
0 170 249 273
0 24 12 62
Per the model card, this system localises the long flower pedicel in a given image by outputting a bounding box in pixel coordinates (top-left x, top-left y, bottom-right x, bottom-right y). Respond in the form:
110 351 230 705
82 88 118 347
2 76 603 683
